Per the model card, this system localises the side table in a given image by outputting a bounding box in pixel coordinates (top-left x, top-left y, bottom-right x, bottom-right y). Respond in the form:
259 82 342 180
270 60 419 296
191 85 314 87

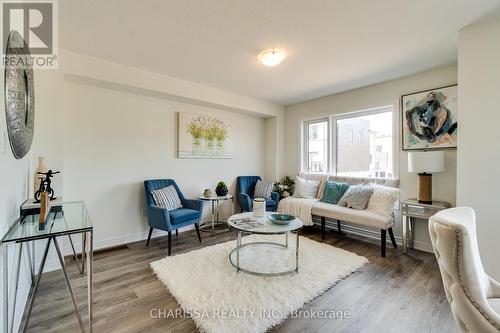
1 201 93 333
401 199 451 254
198 195 233 232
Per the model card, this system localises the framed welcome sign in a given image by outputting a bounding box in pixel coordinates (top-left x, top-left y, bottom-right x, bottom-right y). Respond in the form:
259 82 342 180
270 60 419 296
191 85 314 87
178 112 233 159
401 84 458 150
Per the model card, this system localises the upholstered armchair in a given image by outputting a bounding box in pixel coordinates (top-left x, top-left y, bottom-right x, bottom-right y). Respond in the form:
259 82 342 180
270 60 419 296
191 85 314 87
236 176 279 212
144 179 202 255
429 207 500 332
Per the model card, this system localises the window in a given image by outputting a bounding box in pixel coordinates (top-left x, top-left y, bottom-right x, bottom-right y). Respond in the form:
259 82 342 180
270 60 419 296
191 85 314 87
335 110 393 178
302 107 394 178
305 119 328 173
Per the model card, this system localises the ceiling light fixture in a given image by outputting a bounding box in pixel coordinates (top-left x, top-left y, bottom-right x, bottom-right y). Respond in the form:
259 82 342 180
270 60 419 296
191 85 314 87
257 48 286 67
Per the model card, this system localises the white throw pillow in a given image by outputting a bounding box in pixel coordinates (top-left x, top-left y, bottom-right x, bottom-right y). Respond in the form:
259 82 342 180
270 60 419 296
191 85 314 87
254 180 273 199
294 176 320 199
366 184 400 217
151 185 183 210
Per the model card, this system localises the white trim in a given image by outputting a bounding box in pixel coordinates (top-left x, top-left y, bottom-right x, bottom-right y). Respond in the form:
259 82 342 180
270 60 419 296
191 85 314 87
301 117 330 173
299 105 396 178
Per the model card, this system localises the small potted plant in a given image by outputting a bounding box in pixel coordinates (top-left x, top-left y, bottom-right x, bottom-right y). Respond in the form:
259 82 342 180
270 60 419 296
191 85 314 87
215 181 228 196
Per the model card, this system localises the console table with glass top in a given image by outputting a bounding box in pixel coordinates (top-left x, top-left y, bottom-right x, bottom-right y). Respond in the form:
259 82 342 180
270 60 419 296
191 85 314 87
1 201 93 333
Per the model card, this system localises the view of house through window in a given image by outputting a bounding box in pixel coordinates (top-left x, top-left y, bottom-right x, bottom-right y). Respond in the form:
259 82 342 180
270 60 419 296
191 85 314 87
307 120 328 172
336 110 393 178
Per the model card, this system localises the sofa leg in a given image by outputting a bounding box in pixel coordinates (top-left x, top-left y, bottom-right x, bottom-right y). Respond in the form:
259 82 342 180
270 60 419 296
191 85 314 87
381 229 386 257
146 227 153 247
195 223 202 243
388 228 397 248
168 231 172 256
321 216 326 240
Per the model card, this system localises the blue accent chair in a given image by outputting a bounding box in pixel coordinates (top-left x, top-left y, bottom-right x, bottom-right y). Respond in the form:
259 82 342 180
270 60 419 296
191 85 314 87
237 176 279 212
144 179 203 255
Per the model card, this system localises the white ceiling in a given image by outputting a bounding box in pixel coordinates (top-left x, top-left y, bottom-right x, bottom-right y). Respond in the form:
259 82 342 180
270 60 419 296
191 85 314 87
60 0 500 106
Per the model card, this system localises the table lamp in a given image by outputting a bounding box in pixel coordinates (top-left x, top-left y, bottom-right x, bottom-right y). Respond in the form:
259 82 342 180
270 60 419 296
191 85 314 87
408 151 445 204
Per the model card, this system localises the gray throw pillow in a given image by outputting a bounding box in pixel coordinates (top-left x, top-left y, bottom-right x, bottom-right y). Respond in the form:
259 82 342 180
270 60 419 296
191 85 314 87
337 185 373 210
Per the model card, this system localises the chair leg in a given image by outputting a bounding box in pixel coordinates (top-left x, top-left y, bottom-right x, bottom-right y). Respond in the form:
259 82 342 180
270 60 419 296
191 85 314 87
146 228 153 247
168 231 172 256
381 229 387 257
388 227 397 248
176 229 179 237
195 223 202 243
321 216 326 240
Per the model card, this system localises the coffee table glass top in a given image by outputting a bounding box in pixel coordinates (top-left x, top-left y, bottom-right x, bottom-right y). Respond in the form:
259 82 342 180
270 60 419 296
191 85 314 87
227 212 303 234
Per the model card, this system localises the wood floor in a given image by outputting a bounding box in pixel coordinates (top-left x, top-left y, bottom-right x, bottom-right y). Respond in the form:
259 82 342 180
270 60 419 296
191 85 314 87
23 227 457 333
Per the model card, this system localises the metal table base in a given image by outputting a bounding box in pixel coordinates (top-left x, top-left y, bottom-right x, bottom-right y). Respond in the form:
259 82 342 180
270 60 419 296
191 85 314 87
199 196 233 233
228 231 300 277
1 230 93 333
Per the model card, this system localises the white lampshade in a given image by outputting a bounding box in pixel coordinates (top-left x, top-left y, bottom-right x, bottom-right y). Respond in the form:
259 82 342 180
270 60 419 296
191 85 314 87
408 151 445 173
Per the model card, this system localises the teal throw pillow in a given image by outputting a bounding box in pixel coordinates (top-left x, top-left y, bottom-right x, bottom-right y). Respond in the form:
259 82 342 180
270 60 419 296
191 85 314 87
321 181 350 204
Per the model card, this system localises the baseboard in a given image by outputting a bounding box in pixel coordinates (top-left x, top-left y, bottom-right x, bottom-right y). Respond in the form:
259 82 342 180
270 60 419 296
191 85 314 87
314 217 433 254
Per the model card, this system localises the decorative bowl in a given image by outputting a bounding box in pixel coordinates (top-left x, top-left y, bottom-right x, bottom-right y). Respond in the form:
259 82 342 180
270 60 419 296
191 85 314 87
268 213 295 225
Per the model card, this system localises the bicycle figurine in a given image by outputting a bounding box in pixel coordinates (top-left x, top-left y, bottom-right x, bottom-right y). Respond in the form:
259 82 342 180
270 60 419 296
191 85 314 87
34 170 60 203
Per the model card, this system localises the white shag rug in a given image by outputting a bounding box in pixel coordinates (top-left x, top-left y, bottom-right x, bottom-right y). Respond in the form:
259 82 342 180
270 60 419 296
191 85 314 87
150 235 368 333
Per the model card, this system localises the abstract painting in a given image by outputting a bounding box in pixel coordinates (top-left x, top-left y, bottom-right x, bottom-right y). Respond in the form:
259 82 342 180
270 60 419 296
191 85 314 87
178 112 233 159
401 85 457 150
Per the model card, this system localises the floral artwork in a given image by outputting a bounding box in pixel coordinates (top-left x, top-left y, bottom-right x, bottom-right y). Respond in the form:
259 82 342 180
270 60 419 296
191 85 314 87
178 112 233 158
401 85 457 150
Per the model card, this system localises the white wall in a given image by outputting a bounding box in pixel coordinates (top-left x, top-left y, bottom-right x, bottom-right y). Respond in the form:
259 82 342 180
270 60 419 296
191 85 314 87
1 49 282 330
457 17 500 280
285 65 458 252
62 79 266 247
0 65 63 333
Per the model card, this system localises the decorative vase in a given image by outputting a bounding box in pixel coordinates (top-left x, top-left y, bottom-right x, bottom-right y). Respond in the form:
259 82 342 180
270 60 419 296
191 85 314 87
253 198 266 218
216 140 224 156
192 137 202 155
207 139 215 157
203 189 212 198
34 157 48 198
215 182 228 196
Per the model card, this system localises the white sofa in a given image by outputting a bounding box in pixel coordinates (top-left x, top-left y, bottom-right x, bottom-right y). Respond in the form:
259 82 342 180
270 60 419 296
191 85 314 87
299 172 400 257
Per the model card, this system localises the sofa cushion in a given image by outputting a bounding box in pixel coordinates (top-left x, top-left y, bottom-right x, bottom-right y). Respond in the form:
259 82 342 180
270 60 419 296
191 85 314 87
321 181 349 204
367 184 400 216
294 176 320 198
338 185 373 210
312 201 393 229
169 208 199 225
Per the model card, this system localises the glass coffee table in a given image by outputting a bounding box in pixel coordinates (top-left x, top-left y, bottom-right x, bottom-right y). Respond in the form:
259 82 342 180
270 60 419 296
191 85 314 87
227 212 303 277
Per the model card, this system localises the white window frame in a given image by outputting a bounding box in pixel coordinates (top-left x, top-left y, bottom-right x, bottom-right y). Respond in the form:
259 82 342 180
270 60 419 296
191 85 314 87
301 117 330 173
300 105 398 179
